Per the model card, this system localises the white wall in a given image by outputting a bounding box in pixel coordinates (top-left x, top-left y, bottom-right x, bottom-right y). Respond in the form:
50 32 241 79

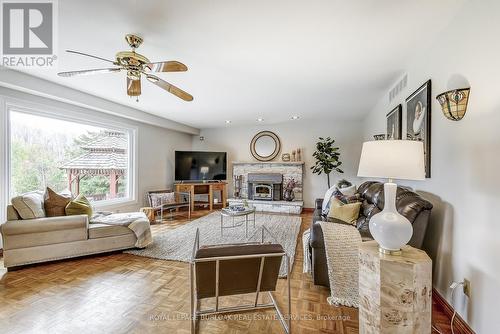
362 1 500 331
192 120 363 208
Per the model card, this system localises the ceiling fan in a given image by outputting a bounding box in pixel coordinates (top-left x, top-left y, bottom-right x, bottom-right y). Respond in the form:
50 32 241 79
58 34 193 102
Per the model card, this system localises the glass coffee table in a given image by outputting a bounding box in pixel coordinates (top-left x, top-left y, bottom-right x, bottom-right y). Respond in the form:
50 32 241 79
220 207 256 238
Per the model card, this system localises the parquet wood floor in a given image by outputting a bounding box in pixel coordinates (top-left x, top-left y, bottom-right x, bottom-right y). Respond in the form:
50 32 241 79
0 210 454 333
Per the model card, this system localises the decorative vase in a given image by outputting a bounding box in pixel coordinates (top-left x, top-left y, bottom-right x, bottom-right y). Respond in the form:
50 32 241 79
369 182 413 254
283 189 295 201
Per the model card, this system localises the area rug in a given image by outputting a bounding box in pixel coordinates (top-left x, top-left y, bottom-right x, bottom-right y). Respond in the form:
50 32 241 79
125 211 301 276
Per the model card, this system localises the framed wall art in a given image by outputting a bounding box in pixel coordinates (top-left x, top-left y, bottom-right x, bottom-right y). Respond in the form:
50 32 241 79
386 104 402 139
406 80 431 178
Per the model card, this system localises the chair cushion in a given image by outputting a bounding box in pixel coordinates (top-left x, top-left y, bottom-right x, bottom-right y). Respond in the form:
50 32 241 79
195 243 284 299
149 192 175 207
65 194 93 219
88 224 134 239
44 187 71 217
11 191 45 219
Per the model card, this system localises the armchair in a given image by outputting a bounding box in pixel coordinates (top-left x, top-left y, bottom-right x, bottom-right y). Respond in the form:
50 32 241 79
189 227 291 333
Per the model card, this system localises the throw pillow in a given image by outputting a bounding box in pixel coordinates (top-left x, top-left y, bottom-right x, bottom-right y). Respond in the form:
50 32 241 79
44 187 72 217
338 184 356 196
11 191 45 219
321 185 338 215
65 194 93 219
333 189 361 204
150 192 176 207
327 198 361 225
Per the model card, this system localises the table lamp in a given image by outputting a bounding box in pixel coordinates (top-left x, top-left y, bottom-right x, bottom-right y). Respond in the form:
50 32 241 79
357 140 425 255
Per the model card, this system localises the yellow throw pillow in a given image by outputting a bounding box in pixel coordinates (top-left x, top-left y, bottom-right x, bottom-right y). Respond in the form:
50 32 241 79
327 198 361 225
65 194 93 219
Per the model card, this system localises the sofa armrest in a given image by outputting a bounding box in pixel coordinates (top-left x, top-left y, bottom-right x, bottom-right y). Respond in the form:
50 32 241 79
315 198 323 210
309 220 325 248
1 215 88 236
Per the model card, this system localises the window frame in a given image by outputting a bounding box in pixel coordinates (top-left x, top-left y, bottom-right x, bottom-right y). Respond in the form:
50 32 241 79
2 97 138 211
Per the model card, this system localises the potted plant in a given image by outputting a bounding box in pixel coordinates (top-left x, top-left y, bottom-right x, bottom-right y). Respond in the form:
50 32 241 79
311 137 344 188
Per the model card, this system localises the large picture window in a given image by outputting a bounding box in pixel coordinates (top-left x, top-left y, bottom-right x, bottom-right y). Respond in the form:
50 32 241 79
9 110 135 205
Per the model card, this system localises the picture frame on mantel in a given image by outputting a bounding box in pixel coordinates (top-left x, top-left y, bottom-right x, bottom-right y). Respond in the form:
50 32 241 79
406 80 432 178
386 104 402 140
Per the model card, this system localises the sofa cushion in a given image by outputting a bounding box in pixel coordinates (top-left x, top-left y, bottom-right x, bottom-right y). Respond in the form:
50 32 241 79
65 194 93 219
88 224 134 239
3 228 87 250
1 215 88 250
7 205 21 221
11 191 45 219
44 187 72 217
1 215 88 235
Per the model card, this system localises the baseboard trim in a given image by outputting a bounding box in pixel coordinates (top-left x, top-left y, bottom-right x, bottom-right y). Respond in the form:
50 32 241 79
432 288 475 334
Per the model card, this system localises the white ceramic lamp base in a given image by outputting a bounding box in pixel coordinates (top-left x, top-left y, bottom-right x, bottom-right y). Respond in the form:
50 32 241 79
369 182 413 255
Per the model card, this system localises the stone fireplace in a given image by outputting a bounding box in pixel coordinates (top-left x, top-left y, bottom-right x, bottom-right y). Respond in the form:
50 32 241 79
228 162 304 214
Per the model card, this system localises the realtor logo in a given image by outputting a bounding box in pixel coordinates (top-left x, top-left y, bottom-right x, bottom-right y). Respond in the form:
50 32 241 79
1 0 57 67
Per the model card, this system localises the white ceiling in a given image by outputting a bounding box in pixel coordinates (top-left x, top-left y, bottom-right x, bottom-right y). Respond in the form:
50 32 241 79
19 0 464 129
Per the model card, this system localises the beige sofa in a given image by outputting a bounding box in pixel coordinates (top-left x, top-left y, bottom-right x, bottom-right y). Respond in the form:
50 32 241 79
1 205 138 269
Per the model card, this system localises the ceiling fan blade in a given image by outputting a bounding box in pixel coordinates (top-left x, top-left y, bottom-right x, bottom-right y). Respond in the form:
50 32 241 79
127 77 141 96
146 61 188 72
146 74 193 101
65 50 116 64
58 68 122 77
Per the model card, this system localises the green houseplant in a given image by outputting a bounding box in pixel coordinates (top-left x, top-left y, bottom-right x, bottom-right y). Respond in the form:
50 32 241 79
311 137 344 188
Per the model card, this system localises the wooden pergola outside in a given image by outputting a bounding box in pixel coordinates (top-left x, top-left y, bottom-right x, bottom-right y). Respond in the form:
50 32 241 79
60 131 127 200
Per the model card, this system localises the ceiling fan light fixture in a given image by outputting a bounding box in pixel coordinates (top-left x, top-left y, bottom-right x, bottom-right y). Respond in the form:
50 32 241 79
61 34 192 102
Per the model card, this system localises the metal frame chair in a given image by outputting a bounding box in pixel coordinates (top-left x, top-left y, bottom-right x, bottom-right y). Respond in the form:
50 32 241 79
189 226 291 333
146 190 191 222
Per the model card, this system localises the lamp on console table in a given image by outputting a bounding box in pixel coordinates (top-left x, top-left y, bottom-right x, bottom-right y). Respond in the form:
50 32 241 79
357 140 425 255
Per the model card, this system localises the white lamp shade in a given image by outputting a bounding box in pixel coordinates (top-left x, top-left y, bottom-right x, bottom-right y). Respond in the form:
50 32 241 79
357 140 425 180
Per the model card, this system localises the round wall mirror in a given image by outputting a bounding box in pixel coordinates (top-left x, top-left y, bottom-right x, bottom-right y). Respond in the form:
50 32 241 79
250 131 281 161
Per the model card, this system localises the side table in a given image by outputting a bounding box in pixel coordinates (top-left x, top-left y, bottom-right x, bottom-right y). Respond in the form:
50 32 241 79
359 240 432 333
140 207 155 223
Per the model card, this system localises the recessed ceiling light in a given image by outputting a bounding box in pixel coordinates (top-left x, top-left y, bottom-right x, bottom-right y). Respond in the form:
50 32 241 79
257 118 264 122
291 116 300 120
225 120 231 124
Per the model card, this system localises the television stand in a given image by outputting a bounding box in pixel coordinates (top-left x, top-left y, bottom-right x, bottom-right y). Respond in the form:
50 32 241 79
175 182 227 212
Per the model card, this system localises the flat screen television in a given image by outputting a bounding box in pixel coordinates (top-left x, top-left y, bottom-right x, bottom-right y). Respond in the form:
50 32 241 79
175 151 227 182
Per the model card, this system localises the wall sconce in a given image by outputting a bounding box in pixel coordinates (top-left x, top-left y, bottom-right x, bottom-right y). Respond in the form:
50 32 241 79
436 88 470 121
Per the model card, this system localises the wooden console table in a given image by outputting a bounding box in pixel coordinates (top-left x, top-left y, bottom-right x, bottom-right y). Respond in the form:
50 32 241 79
174 182 227 212
359 241 432 333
